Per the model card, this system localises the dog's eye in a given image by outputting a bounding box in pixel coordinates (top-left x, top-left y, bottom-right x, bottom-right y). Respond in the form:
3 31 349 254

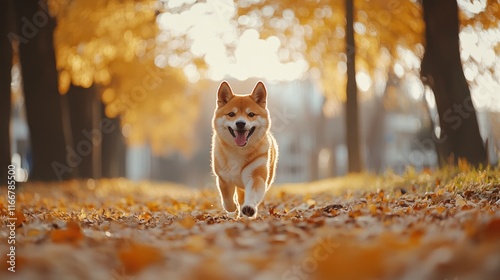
228 112 235 117
248 112 255 117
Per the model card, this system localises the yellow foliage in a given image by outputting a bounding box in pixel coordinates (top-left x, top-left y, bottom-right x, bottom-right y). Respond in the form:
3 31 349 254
51 0 158 91
47 0 499 153
237 0 498 105
238 0 424 104
106 58 201 155
50 0 201 156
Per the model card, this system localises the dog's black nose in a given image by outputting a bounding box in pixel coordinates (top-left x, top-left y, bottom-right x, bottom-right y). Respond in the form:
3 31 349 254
236 121 246 129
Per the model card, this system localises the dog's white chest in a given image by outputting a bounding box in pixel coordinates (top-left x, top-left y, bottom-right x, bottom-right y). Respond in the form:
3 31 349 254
218 154 244 181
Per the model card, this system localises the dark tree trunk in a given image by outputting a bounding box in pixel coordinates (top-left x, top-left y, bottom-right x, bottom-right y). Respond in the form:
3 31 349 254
14 0 72 181
345 0 363 172
0 0 14 184
101 108 126 178
65 84 126 179
66 84 102 179
421 0 487 166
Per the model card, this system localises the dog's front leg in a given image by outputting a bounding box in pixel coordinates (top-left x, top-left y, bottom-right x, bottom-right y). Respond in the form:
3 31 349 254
216 177 238 214
236 188 245 207
241 176 266 218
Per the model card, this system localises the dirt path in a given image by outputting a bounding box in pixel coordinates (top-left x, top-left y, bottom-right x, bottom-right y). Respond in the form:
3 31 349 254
1 169 499 279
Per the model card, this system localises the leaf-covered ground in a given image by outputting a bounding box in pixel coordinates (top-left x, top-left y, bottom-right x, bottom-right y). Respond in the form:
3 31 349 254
1 167 500 280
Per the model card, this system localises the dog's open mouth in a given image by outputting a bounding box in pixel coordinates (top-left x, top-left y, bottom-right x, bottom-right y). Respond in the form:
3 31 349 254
228 127 256 147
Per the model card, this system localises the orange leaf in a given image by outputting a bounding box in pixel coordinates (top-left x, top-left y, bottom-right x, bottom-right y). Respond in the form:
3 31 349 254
14 211 26 227
368 204 378 215
458 158 470 172
435 206 446 214
50 221 83 244
481 218 500 241
179 216 196 229
146 201 160 211
118 244 162 274
409 229 424 245
315 241 383 279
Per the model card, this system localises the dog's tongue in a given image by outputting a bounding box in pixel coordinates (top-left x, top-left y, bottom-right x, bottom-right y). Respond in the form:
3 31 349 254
235 131 247 146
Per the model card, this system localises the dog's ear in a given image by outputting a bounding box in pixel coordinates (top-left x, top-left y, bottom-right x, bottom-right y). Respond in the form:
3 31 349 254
251 81 267 108
217 81 234 108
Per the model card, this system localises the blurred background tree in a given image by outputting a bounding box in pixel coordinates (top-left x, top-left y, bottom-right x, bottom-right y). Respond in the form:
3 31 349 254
0 1 15 183
421 0 487 166
52 0 202 179
345 0 362 172
1 0 203 181
236 0 497 171
7 0 70 181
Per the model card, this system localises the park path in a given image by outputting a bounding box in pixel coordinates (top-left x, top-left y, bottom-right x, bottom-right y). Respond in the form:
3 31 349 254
1 169 499 279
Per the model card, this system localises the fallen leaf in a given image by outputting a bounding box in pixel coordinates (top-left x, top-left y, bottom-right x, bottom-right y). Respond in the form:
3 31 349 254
179 215 196 229
481 218 500 241
50 221 83 244
15 210 26 227
368 204 378 215
118 243 162 274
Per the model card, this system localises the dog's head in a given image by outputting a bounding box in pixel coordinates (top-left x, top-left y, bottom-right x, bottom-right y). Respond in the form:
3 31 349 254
213 81 270 148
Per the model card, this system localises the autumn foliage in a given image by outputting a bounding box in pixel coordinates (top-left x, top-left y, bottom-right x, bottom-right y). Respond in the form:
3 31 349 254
42 0 500 151
50 0 202 155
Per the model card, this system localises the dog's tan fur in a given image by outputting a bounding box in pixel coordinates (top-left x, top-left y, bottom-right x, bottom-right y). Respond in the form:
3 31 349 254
211 81 278 218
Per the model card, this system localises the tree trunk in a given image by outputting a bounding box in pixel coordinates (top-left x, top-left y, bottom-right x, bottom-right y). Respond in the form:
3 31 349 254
101 109 126 178
0 0 14 184
345 0 363 172
421 0 487 166
366 96 386 173
67 84 102 179
66 84 126 179
14 0 72 181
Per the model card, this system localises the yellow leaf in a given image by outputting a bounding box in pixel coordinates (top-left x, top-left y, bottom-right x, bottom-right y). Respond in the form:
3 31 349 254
368 204 378 215
455 195 466 207
185 235 206 253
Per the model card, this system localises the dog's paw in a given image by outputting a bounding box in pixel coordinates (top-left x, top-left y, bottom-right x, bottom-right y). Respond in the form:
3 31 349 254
225 210 239 220
241 205 257 218
222 201 237 213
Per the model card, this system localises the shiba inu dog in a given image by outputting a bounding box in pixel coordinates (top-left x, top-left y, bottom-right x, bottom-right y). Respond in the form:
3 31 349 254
211 81 278 218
